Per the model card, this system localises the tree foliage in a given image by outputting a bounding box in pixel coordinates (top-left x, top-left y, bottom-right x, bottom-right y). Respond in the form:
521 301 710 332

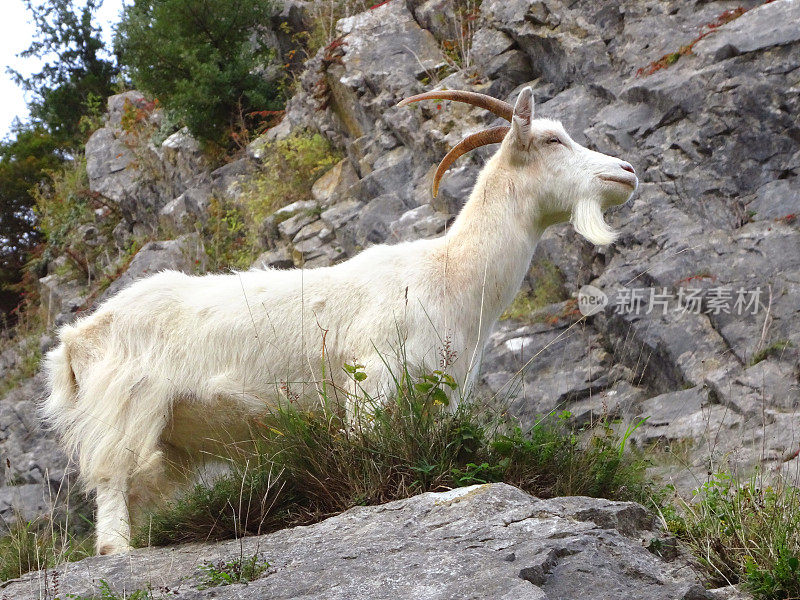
8 0 118 148
1 1 117 312
0 127 62 313
115 0 283 143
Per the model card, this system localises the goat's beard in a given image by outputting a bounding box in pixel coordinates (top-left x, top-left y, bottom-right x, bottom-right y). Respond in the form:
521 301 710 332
570 198 618 246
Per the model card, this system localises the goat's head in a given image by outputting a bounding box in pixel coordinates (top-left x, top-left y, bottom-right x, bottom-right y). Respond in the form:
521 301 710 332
399 86 637 245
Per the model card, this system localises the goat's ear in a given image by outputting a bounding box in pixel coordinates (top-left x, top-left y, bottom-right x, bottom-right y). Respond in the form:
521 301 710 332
511 87 535 149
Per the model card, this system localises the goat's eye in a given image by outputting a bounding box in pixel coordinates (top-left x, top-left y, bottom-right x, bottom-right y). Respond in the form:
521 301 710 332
547 137 562 145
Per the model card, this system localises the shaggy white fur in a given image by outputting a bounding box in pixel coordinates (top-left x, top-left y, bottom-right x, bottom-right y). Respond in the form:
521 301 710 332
42 87 637 555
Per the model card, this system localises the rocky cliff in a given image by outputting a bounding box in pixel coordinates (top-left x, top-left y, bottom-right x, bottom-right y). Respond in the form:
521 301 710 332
0 0 798 595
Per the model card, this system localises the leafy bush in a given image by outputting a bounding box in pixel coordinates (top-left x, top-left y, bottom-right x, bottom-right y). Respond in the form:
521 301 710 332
665 472 800 599
115 0 285 143
135 365 649 547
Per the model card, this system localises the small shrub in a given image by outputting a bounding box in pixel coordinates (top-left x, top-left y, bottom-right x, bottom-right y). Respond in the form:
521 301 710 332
664 472 800 599
33 155 122 285
204 199 253 271
115 0 285 143
77 92 108 138
246 131 341 224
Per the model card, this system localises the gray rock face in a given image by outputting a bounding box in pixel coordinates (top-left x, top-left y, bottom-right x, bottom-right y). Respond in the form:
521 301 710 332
694 0 800 60
85 94 210 231
454 0 800 484
98 234 206 303
1 484 714 600
0 375 71 529
38 270 87 327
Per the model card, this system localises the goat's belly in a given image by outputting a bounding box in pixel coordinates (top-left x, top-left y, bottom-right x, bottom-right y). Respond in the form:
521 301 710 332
163 391 275 456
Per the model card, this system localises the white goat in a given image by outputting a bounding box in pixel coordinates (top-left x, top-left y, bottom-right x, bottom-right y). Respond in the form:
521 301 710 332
42 87 637 555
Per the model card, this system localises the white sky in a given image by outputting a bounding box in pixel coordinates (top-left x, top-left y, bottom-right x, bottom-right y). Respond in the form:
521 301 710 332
0 0 126 141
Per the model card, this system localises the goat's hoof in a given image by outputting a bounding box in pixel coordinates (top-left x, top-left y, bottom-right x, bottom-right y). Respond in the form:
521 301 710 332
98 543 131 556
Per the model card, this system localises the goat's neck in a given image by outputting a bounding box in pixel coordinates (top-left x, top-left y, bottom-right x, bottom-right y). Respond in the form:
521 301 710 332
437 159 545 330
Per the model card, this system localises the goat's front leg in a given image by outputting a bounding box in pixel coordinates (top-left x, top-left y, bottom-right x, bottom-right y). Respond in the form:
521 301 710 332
95 479 132 555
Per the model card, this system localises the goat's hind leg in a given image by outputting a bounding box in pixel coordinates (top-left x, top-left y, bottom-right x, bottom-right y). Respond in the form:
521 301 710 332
93 446 184 555
86 379 175 555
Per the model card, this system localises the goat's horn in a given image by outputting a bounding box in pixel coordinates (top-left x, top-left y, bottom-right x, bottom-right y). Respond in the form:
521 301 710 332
433 126 510 197
398 91 513 122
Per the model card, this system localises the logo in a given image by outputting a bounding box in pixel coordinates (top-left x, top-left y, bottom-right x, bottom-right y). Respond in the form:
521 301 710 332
578 285 608 317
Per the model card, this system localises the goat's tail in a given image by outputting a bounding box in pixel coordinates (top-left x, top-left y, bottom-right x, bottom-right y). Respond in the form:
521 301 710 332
41 340 80 435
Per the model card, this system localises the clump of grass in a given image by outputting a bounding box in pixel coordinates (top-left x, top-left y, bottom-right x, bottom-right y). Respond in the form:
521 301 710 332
197 554 269 589
0 340 42 398
663 472 800 600
204 131 341 270
751 340 793 366
0 514 93 582
136 457 286 546
501 260 566 321
66 580 158 600
136 365 650 548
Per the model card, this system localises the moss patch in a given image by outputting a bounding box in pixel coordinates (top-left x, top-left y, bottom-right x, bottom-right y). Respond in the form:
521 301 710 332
501 260 567 321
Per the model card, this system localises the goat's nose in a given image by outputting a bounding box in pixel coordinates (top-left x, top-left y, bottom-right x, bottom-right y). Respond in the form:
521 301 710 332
620 162 635 175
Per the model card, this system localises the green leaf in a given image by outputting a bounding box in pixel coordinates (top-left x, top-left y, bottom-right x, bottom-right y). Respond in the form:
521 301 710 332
414 382 434 394
431 388 450 406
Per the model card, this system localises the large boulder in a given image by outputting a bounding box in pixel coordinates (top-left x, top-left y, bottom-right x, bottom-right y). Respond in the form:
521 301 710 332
0 484 726 599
